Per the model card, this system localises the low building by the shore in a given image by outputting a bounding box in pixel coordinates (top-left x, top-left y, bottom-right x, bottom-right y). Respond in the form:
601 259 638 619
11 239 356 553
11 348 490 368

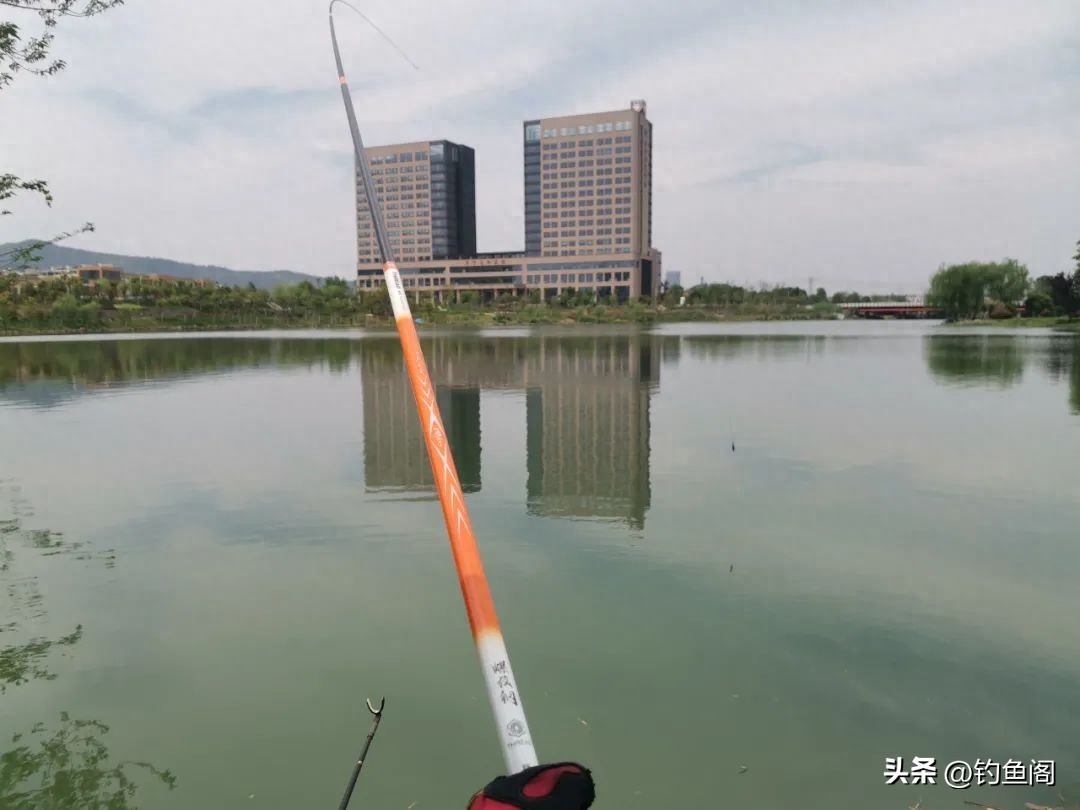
73 264 125 284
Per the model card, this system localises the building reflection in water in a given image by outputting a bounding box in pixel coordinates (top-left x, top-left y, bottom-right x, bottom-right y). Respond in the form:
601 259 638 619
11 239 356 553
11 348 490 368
359 333 660 529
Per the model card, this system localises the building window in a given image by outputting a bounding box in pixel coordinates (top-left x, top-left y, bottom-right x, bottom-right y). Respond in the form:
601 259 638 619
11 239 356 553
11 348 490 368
525 123 541 141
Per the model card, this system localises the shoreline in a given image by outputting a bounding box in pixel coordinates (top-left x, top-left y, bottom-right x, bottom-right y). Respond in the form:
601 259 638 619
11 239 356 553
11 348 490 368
943 317 1080 331
2 310 1077 338
0 307 842 336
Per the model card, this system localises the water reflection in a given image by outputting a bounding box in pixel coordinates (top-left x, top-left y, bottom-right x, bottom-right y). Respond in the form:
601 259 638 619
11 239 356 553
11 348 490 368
922 333 1080 413
1072 355 1080 415
1 713 177 808
2 332 1077 539
0 338 360 409
682 333 828 361
361 334 659 528
0 485 177 807
924 335 1025 388
0 486 105 692
1 327 1079 808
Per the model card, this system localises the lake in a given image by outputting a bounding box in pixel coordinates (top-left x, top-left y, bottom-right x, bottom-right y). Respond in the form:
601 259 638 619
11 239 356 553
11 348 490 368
1 322 1078 809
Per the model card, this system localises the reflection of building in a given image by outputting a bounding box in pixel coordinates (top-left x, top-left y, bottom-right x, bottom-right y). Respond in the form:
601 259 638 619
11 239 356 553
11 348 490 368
359 335 659 528
360 347 481 494
524 337 654 529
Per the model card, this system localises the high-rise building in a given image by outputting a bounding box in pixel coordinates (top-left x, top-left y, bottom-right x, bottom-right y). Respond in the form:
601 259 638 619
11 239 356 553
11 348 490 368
356 140 476 265
355 102 660 300
523 101 653 261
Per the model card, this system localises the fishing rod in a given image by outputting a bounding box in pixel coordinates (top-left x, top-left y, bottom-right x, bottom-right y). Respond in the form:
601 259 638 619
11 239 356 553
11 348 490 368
328 0 540 782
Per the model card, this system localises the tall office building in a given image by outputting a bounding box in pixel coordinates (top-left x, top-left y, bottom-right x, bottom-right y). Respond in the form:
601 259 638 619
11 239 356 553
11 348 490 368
523 100 653 263
356 140 476 266
355 101 659 300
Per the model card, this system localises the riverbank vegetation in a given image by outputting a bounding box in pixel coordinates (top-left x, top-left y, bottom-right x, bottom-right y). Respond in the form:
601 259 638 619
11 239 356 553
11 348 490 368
4 241 1080 336
0 273 862 334
928 243 1080 325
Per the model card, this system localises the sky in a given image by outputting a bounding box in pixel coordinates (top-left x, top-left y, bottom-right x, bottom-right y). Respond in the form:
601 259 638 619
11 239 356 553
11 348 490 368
2 0 1079 293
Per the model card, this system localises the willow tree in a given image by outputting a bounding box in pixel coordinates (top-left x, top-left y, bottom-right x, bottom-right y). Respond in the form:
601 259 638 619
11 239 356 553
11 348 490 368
927 260 1031 321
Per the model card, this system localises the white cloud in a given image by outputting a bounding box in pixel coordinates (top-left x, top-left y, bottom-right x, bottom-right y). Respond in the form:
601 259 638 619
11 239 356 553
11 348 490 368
1 0 1078 291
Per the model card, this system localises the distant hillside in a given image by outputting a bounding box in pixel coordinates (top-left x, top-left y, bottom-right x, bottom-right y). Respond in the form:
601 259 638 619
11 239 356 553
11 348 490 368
0 241 331 290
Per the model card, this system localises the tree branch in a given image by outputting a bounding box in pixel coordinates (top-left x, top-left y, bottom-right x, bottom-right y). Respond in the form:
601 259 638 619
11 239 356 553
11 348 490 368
0 222 95 268
1 1 124 90
1 173 54 213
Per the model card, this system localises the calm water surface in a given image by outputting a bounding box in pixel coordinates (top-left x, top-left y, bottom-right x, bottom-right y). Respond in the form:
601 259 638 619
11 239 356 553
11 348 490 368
1 322 1078 809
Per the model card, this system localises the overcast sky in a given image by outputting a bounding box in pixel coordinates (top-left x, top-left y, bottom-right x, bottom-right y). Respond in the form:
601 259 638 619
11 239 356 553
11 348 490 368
2 0 1078 292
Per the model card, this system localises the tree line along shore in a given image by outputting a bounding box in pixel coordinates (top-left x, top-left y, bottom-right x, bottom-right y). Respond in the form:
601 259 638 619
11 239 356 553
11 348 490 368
2 253 1079 336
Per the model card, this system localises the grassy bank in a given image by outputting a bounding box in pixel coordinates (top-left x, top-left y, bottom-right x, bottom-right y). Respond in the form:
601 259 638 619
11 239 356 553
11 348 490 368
944 316 1080 331
0 306 843 336
0 296 850 336
0 273 859 337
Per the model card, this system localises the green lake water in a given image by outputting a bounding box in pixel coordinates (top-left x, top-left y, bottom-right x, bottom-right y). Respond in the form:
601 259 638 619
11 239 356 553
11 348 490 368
1 322 1078 809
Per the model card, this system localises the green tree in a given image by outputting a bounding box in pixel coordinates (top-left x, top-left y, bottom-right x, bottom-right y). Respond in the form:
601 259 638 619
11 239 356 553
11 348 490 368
1036 273 1073 316
661 283 683 307
1 0 125 267
985 258 1029 309
926 261 1026 321
1023 288 1055 317
1072 239 1080 310
363 287 392 317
